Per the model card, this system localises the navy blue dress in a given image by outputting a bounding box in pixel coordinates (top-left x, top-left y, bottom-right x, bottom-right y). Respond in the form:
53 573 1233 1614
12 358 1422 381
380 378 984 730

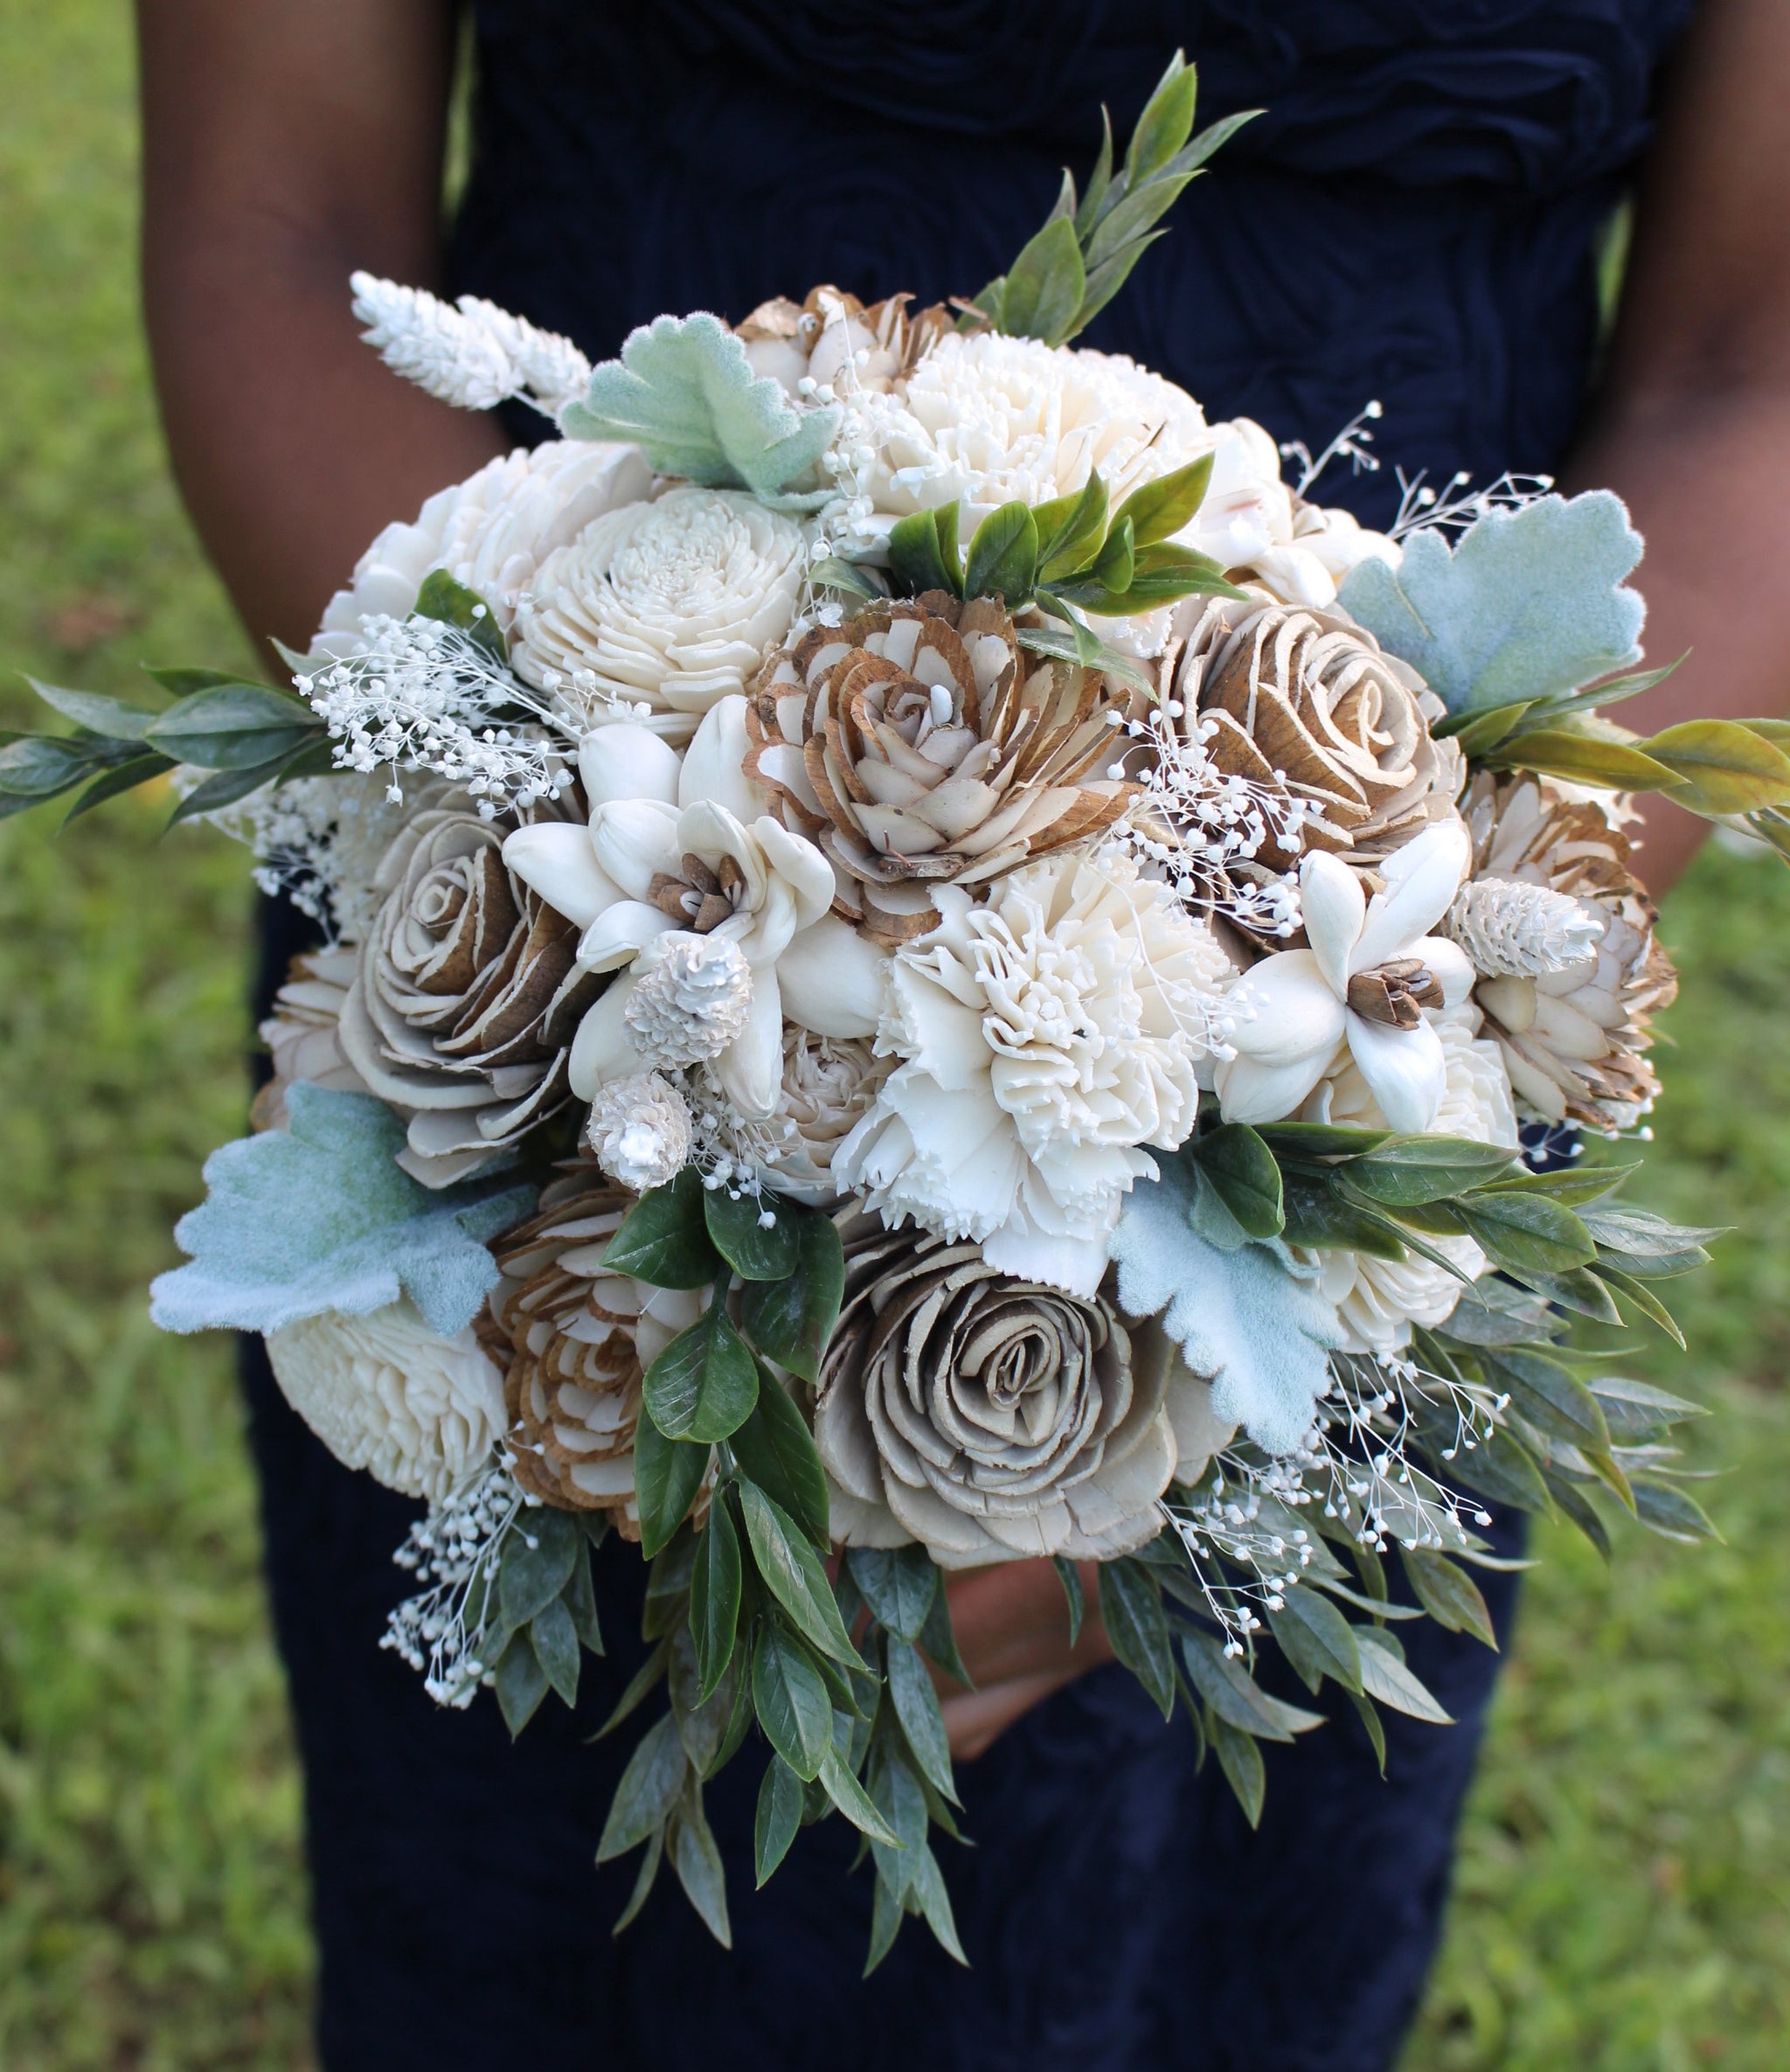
241 5 1696 2067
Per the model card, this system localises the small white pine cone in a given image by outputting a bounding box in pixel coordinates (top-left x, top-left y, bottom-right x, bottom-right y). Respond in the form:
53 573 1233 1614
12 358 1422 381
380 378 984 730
587 1072 692 1192
623 932 754 1068
1441 874 1604 978
350 272 516 411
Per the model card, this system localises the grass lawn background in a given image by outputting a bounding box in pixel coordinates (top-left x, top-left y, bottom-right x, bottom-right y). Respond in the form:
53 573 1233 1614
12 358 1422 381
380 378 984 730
0 5 1784 2066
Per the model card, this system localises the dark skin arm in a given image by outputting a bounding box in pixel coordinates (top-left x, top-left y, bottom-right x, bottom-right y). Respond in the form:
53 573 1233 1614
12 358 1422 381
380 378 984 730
137 0 1790 1762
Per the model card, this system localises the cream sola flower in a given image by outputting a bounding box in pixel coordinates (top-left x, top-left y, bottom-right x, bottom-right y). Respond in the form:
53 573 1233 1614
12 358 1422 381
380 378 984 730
834 846 1238 1297
312 439 651 657
510 486 806 737
500 702 857 1120
1214 820 1477 1134
821 330 1396 611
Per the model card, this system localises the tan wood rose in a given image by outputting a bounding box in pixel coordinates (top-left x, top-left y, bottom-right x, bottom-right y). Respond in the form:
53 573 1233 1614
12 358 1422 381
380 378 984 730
1168 597 1465 873
476 1178 704 1535
745 594 1136 947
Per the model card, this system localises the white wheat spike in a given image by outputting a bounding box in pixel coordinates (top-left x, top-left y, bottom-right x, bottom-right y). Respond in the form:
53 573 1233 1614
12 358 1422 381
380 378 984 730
349 273 592 418
1442 874 1604 977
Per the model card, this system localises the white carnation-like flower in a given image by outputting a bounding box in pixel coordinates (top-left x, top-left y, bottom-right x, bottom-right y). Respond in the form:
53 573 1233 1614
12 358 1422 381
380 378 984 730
586 1071 692 1191
1299 1002 1520 1353
511 487 805 734
266 1300 507 1502
835 848 1237 1297
313 440 651 657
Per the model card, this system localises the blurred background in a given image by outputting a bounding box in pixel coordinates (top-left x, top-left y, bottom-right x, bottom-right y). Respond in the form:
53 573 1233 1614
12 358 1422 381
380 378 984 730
1 5 1787 2068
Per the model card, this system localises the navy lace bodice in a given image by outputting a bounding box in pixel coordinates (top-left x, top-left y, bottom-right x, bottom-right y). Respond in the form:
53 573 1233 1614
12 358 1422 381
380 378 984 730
251 8 1696 2069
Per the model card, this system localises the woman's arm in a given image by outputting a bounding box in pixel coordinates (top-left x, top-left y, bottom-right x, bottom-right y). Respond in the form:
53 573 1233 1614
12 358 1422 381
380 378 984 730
136 0 506 659
1567 0 1790 892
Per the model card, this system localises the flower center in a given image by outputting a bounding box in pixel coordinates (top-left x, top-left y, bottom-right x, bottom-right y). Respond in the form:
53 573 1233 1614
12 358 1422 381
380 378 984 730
647 850 747 934
1345 957 1446 1030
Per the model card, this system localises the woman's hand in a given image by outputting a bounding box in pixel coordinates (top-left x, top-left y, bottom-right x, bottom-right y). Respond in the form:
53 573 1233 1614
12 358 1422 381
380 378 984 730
934 1560 1115 1762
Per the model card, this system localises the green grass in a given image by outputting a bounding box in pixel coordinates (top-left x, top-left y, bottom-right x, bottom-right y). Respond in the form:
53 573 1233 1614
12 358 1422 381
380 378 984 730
0 5 1786 2069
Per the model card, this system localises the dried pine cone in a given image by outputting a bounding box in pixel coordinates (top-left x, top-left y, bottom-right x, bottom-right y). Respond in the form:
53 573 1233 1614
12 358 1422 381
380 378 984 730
1169 598 1464 872
477 1177 704 1534
1459 773 1678 1130
746 594 1134 946
336 807 605 1185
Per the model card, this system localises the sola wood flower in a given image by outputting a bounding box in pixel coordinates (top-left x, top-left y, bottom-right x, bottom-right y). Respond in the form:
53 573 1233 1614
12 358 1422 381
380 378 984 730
477 1178 704 1533
503 711 853 1120
755 1029 892 1205
586 1071 692 1192
511 486 805 735
735 284 954 400
1168 598 1463 873
267 1299 508 1503
813 1217 1176 1567
336 808 604 1185
746 594 1135 947
1297 1004 1518 1352
1458 773 1677 1129
1215 820 1475 1133
836 848 1235 1296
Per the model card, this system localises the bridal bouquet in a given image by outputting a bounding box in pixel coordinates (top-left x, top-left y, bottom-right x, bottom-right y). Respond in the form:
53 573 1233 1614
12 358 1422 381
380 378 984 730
6 56 1773 1962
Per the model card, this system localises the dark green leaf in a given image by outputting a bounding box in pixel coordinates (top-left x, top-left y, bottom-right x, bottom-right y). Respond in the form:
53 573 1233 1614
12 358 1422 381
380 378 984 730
1455 1428 1556 1516
594 1637 670 1739
1125 51 1199 188
1434 699 1538 754
729 1373 830 1546
63 753 177 822
847 1545 940 1644
1506 1262 1626 1326
1586 1375 1706 1444
1073 107 1117 239
1052 1553 1086 1648
915 1577 972 1691
668 1628 736 1775
611 1826 663 1935
806 555 889 602
667 1783 732 1948
1111 454 1215 548
690 1502 743 1700
754 1755 805 1887
597 1713 689 1861
1179 1628 1325 1741
1034 471 1110 580
601 1167 721 1288
963 501 1039 603
165 744 313 824
885 1637 959 1804
739 1484 864 1668
1631 1476 1722 1545
867 1749 929 1900
1191 1123 1284 1237
1098 1561 1176 1719
1091 541 1250 610
1491 727 1679 792
1486 1349 1610 1454
631 1418 711 1559
1347 1689 1388 1776
889 506 959 597
1350 1135 1519 1206
1592 1265 1686 1346
25 679 157 740
1474 1160 1640 1206
1542 1467 1613 1559
0 733 111 802
414 567 507 665
997 215 1086 346
499 1505 580 1628
1280 1172 1409 1259
1266 1585 1363 1695
1455 1192 1596 1276
141 664 247 697
1088 513 1135 595
563 1540 603 1656
817 1743 902 1845
643 1301 759 1444
1258 1122 1391 1158
1210 1712 1266 1827
1354 1628 1453 1723
1014 614 1157 697
143 683 319 768
752 1622 833 1780
703 1183 800 1281
865 1867 905 1977
1400 1550 1496 1649
739 1205 845 1383
530 1596 581 1707
493 1628 551 1737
